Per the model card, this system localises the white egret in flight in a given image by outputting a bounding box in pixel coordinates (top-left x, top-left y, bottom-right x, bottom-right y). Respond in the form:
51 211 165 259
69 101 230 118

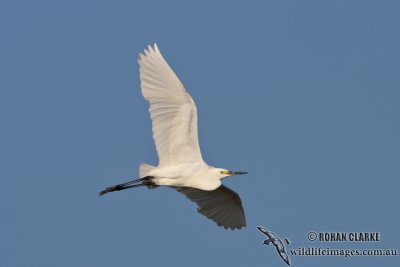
99 44 247 229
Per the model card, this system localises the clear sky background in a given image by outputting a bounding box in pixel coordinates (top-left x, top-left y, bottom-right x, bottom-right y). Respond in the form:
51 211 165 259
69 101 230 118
1 0 399 266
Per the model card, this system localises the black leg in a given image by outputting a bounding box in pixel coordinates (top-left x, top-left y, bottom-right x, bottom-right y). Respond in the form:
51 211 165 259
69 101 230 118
118 176 153 187
98 176 154 196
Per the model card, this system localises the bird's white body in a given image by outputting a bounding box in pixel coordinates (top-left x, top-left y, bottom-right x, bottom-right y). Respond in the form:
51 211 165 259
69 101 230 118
148 163 223 191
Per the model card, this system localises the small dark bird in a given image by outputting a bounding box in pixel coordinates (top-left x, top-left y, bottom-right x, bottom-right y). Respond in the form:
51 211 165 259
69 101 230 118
257 226 291 266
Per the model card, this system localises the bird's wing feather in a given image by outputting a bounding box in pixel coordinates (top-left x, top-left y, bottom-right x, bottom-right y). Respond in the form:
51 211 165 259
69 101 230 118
279 251 291 266
257 226 274 239
138 44 203 166
175 185 246 230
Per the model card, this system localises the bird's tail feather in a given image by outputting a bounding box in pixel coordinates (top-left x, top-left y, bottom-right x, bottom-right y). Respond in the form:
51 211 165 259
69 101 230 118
139 163 156 178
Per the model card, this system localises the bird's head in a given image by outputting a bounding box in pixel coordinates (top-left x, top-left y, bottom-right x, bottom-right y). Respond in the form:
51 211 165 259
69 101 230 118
214 168 248 180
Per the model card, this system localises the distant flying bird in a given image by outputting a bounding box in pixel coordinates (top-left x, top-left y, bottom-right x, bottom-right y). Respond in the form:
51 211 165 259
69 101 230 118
257 226 291 266
99 44 247 230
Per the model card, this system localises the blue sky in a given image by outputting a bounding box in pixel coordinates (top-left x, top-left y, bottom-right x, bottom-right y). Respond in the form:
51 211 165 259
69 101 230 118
1 0 399 266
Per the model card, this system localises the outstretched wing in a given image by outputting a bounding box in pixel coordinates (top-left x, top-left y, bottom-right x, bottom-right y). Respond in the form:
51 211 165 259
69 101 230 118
279 250 291 266
138 44 203 166
175 185 246 230
257 226 274 239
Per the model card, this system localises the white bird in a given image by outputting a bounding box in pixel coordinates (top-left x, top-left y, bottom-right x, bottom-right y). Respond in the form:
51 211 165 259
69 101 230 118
99 44 247 229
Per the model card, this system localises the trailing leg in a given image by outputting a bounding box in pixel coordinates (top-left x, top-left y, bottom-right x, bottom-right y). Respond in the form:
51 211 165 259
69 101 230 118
98 176 154 196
